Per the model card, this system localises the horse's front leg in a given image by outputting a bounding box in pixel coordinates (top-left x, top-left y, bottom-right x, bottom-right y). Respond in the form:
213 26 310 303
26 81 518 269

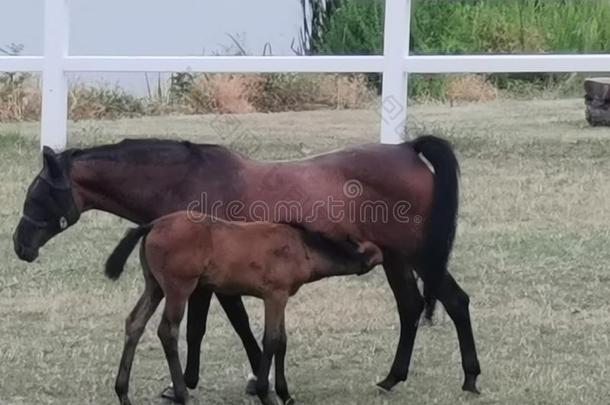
377 252 424 392
216 293 263 394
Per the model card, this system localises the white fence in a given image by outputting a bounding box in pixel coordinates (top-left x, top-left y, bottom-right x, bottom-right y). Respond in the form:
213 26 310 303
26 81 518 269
1 0 610 150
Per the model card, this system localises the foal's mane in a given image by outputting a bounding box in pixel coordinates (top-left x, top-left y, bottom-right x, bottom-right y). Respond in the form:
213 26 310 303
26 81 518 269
63 138 231 166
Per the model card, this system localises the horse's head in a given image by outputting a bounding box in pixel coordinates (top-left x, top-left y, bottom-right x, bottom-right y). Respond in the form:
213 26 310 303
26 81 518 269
13 146 81 262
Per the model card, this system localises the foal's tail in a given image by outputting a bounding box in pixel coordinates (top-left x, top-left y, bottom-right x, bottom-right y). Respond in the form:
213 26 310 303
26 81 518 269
412 135 460 320
105 223 153 280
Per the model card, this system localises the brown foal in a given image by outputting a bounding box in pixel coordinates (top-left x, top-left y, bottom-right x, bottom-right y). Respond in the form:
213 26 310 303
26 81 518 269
105 211 382 405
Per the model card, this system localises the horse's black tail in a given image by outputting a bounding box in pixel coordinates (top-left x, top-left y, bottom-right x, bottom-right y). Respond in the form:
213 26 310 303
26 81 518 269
105 223 153 280
412 135 460 320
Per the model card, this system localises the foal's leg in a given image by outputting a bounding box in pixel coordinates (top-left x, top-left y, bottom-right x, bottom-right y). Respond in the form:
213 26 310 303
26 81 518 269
377 252 424 392
274 316 293 405
257 294 288 405
438 273 481 393
115 278 163 405
158 283 198 405
183 287 214 389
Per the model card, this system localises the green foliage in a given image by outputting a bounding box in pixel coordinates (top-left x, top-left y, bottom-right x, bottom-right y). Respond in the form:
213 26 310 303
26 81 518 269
309 0 610 98
410 0 610 54
312 0 383 55
311 0 610 54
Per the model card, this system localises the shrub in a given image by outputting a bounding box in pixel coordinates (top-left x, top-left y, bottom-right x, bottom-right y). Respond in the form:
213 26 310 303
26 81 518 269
68 83 146 121
250 73 374 112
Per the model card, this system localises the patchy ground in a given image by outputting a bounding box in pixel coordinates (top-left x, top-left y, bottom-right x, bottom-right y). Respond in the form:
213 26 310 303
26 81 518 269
1 98 610 404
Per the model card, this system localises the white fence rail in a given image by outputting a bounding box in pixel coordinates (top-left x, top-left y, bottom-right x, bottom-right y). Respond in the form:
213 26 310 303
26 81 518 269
1 0 610 149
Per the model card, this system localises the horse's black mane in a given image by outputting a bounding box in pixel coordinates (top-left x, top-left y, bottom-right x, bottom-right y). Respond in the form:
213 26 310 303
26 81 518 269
64 138 230 166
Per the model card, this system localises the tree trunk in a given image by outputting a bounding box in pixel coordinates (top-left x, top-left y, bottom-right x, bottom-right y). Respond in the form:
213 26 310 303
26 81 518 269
585 78 610 126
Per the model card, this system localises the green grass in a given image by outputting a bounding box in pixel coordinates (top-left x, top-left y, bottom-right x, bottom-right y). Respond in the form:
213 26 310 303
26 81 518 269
1 99 610 404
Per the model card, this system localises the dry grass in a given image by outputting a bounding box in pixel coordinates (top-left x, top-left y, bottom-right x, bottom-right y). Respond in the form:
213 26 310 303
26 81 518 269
0 73 376 122
0 74 41 121
186 73 376 114
186 74 263 114
446 75 498 106
1 98 610 404
68 83 146 121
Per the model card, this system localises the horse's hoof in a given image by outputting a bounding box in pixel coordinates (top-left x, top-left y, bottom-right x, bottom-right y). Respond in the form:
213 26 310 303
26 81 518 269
119 397 132 405
259 394 280 405
160 386 193 404
161 385 176 400
283 397 295 405
245 376 258 395
184 373 199 390
462 374 481 395
376 374 400 392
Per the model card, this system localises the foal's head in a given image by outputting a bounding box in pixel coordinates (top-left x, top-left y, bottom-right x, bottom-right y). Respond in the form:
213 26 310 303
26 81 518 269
299 228 384 277
355 240 384 271
13 147 80 262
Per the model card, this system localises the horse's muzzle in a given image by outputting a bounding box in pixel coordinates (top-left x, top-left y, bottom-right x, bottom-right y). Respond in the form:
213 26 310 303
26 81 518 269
13 234 38 263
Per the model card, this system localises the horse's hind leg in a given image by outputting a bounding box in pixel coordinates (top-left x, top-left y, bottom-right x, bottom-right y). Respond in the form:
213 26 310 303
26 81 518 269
257 294 288 405
182 287 214 389
216 293 262 394
377 252 424 392
438 273 481 393
115 275 163 405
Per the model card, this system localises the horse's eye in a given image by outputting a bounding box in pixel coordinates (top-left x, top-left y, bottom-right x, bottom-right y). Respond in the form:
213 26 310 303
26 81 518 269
59 217 68 230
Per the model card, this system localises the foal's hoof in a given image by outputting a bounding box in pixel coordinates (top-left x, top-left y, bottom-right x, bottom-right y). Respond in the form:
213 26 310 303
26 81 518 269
283 397 295 405
462 374 481 395
376 374 401 393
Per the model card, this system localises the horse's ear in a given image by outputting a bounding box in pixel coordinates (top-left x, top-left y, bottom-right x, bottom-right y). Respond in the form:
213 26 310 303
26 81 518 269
42 146 65 182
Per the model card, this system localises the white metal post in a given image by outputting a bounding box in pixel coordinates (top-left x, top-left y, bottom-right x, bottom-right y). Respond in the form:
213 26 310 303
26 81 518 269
380 0 411 144
40 0 69 150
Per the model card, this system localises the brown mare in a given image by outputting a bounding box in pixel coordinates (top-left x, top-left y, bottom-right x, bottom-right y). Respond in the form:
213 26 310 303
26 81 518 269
13 136 480 397
104 212 383 405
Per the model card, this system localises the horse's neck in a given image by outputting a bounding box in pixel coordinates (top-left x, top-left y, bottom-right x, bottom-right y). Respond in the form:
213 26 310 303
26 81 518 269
69 159 166 223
